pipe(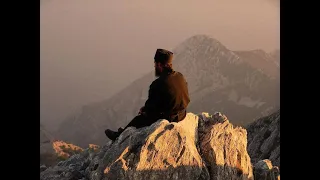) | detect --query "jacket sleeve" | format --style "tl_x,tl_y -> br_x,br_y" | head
144,80 -> 162,115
